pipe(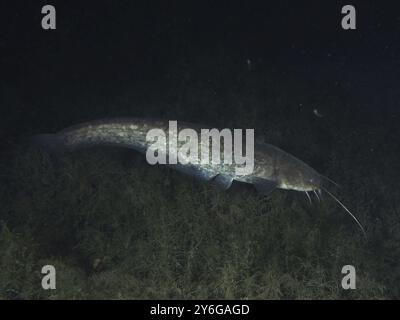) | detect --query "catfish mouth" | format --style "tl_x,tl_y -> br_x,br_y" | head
280,183 -> 317,192
278,177 -> 321,192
